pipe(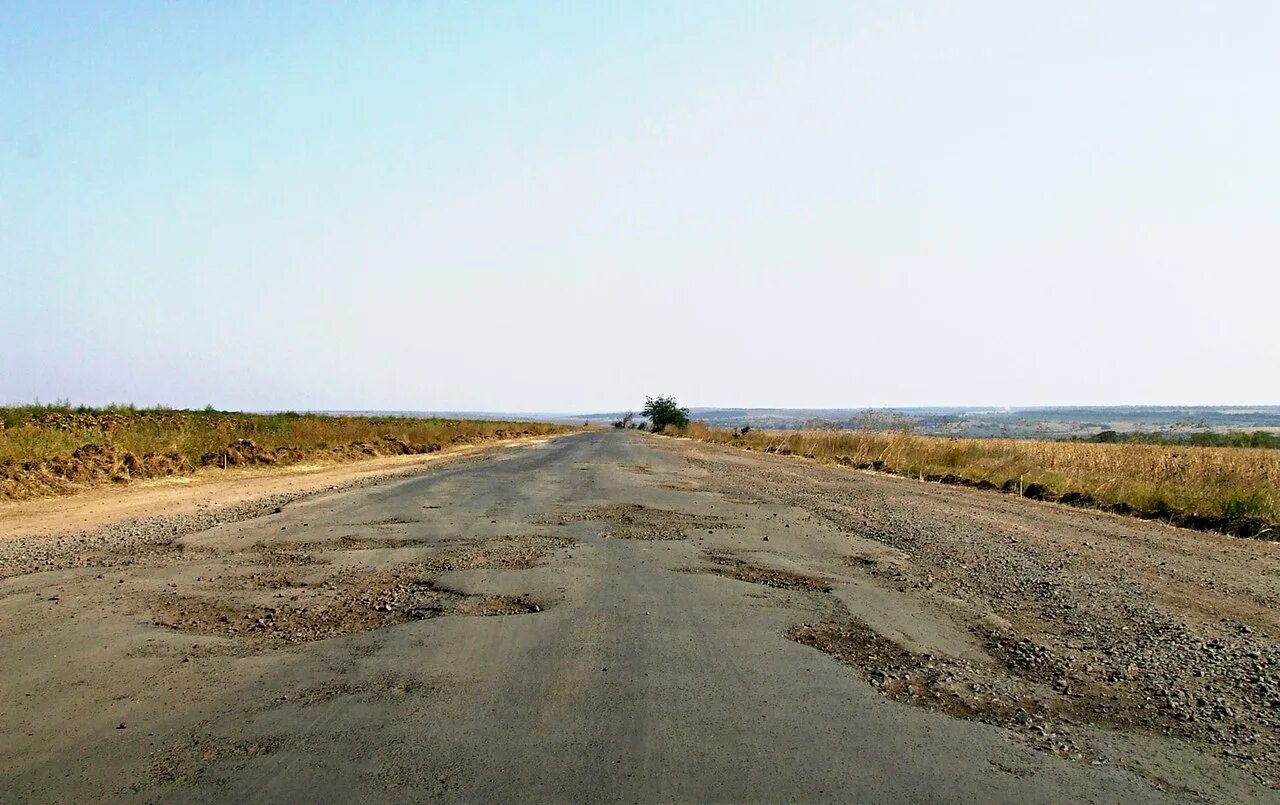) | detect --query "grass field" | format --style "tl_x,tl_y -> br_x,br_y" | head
0,404 -> 575,500
682,423 -> 1279,536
